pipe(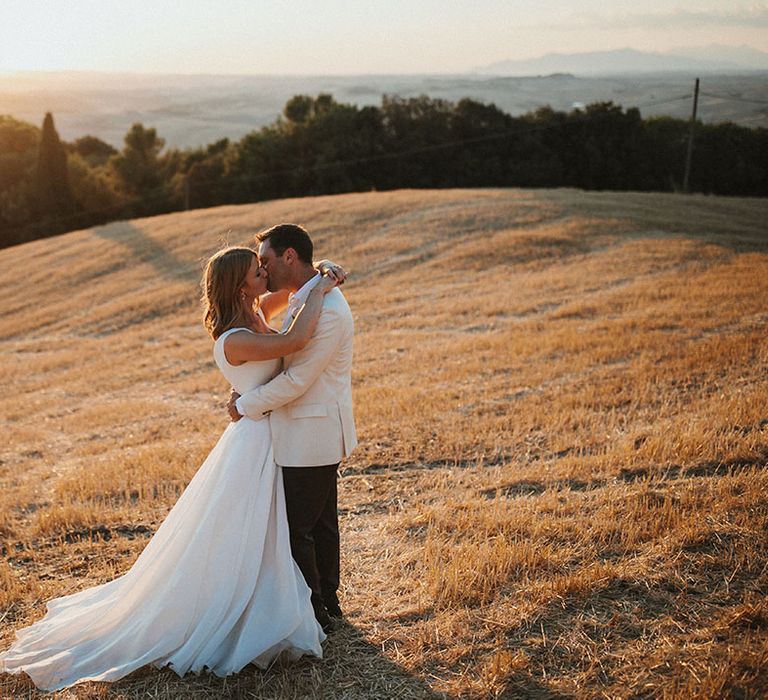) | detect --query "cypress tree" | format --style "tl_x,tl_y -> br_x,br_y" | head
36,112 -> 74,217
